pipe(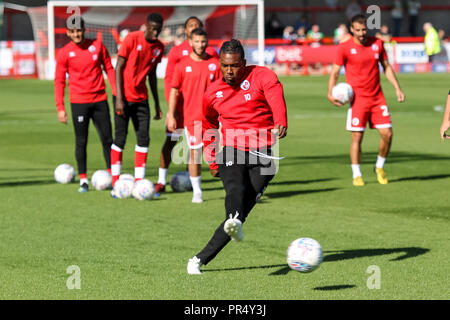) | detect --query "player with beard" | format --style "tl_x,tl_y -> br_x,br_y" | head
186,39 -> 287,274
54,16 -> 115,193
166,28 -> 220,203
327,14 -> 405,186
155,17 -> 219,195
